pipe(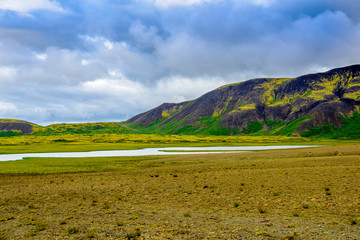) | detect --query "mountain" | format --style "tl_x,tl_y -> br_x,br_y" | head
127,64 -> 360,138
